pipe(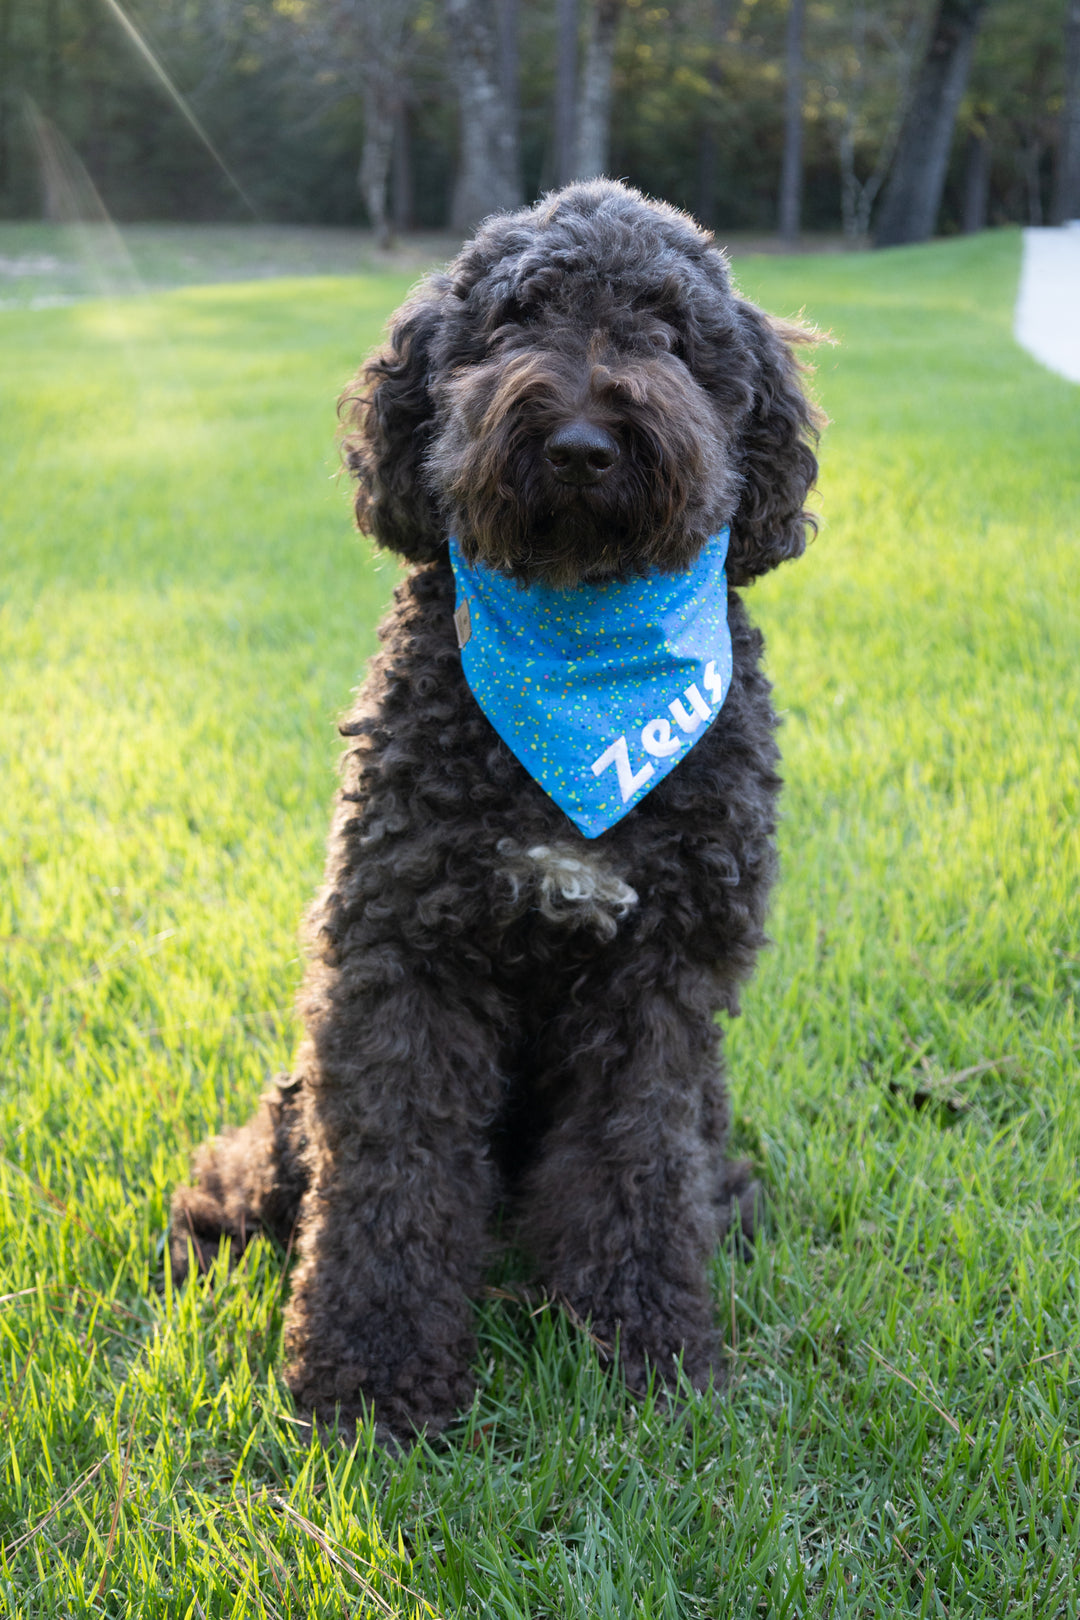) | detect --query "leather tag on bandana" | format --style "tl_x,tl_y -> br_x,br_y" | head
453,598 -> 472,648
